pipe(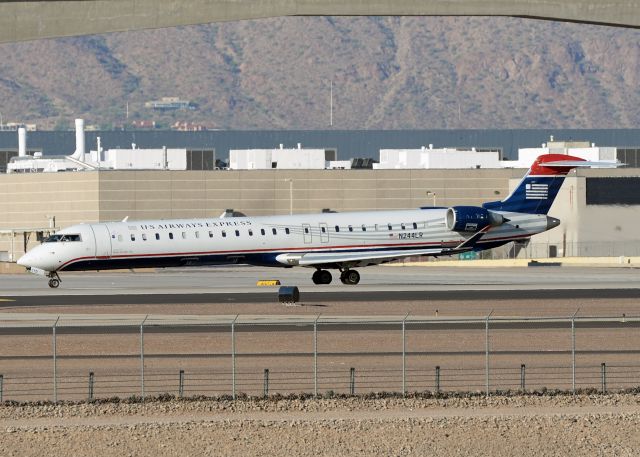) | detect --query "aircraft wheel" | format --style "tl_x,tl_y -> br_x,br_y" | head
312,270 -> 322,285
341,270 -> 360,285
313,269 -> 332,285
48,278 -> 60,288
